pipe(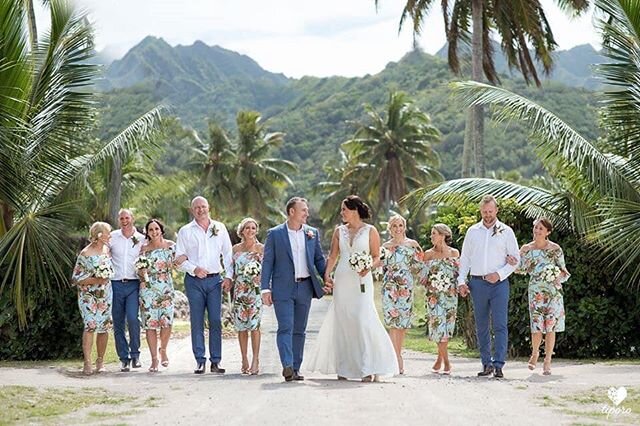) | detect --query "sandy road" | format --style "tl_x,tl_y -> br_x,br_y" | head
1,298 -> 638,425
